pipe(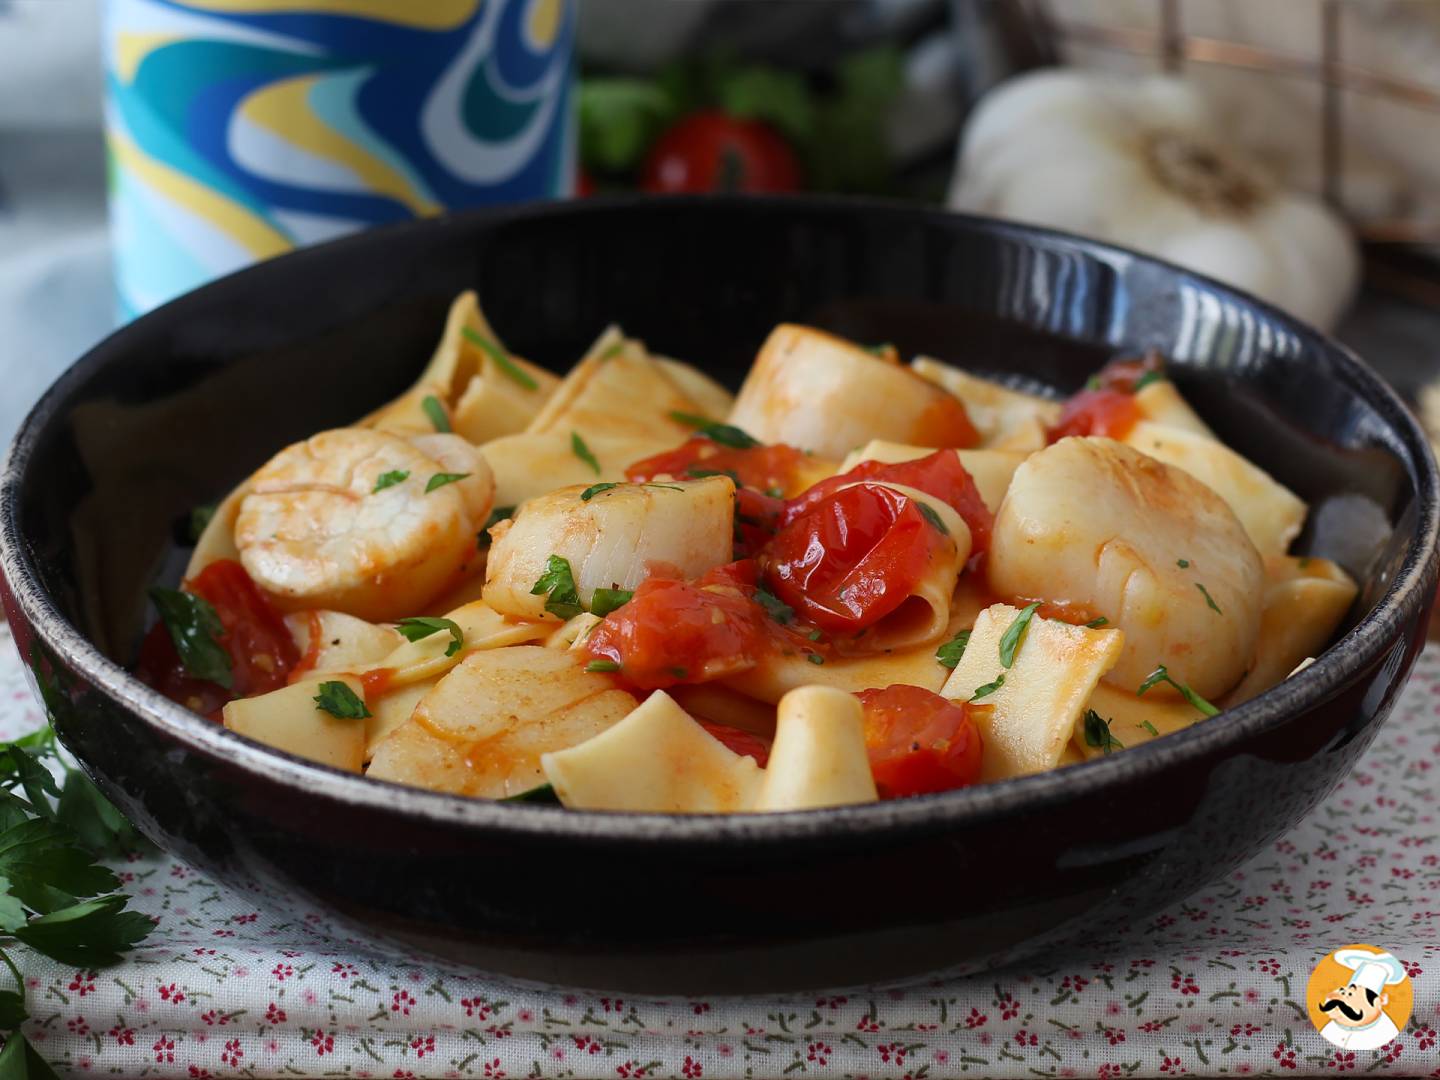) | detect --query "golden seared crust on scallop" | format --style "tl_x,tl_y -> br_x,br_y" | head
235,428 -> 492,623
986,436 -> 1264,700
